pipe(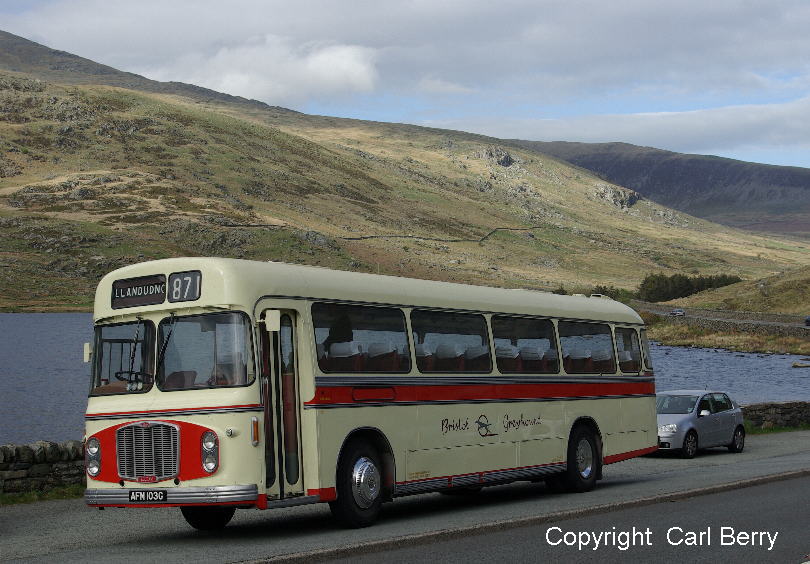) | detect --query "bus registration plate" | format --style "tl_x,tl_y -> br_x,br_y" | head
129,490 -> 167,503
